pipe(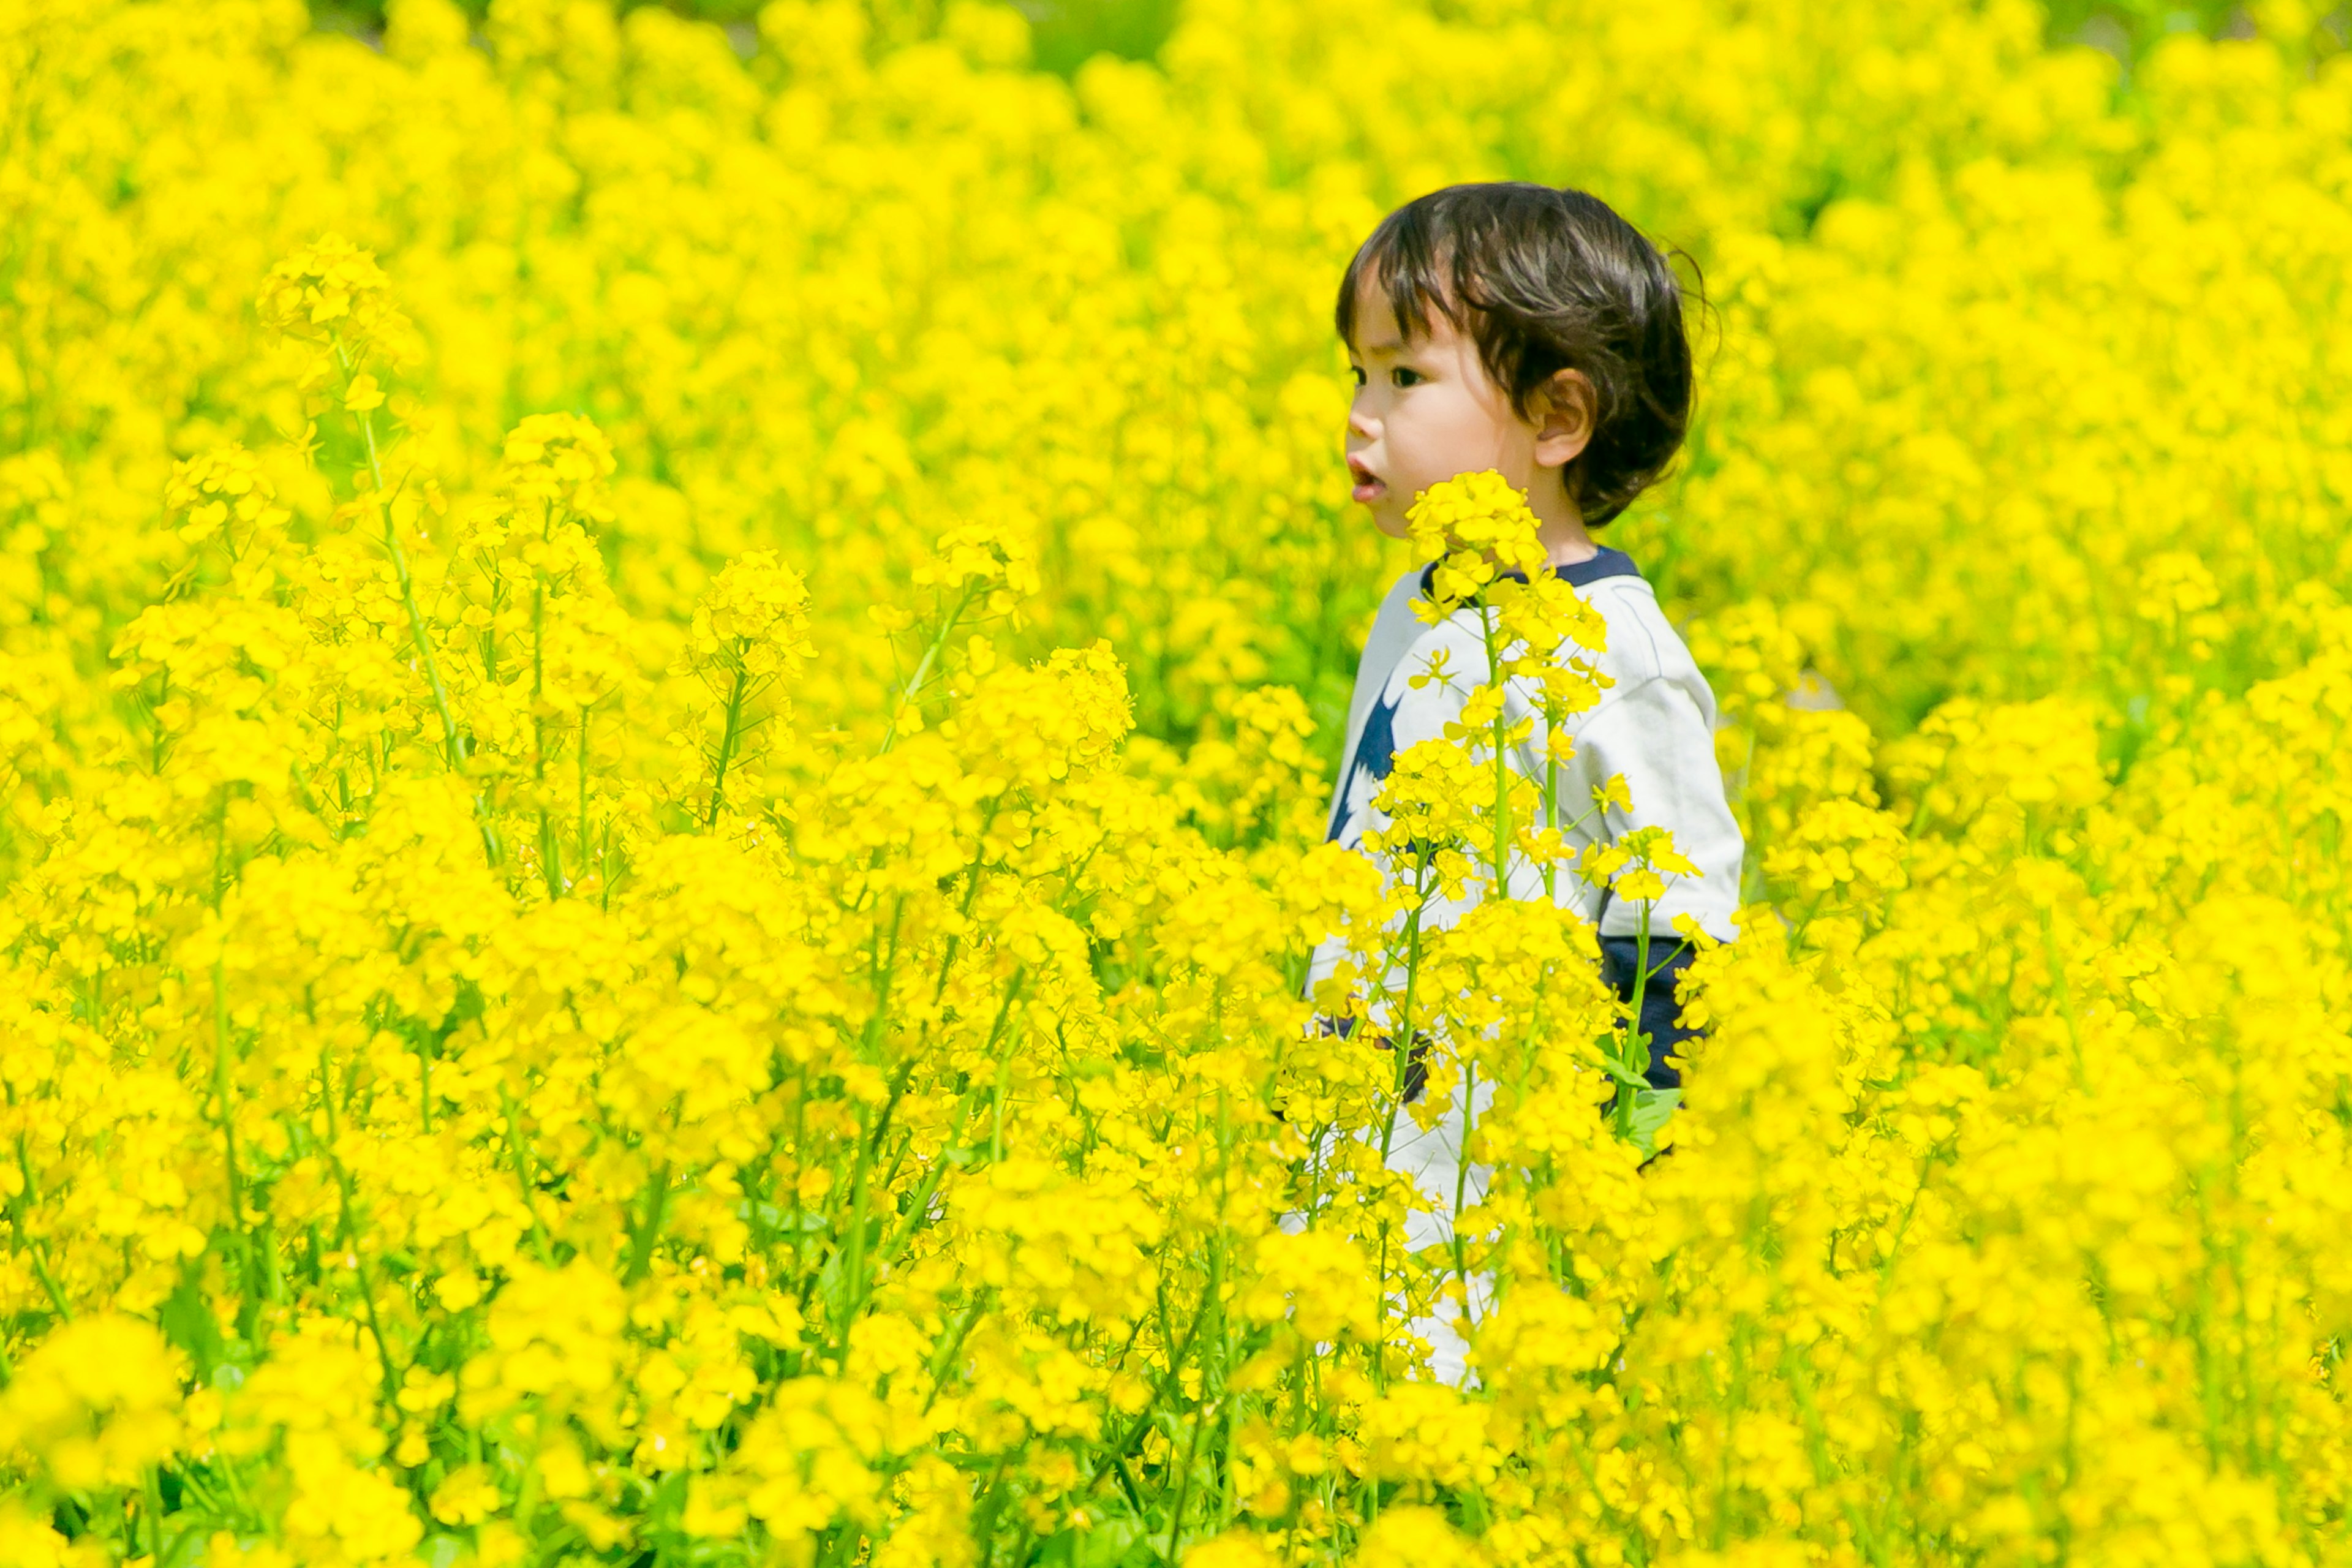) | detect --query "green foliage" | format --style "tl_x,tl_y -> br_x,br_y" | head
307,0 -> 1183,72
